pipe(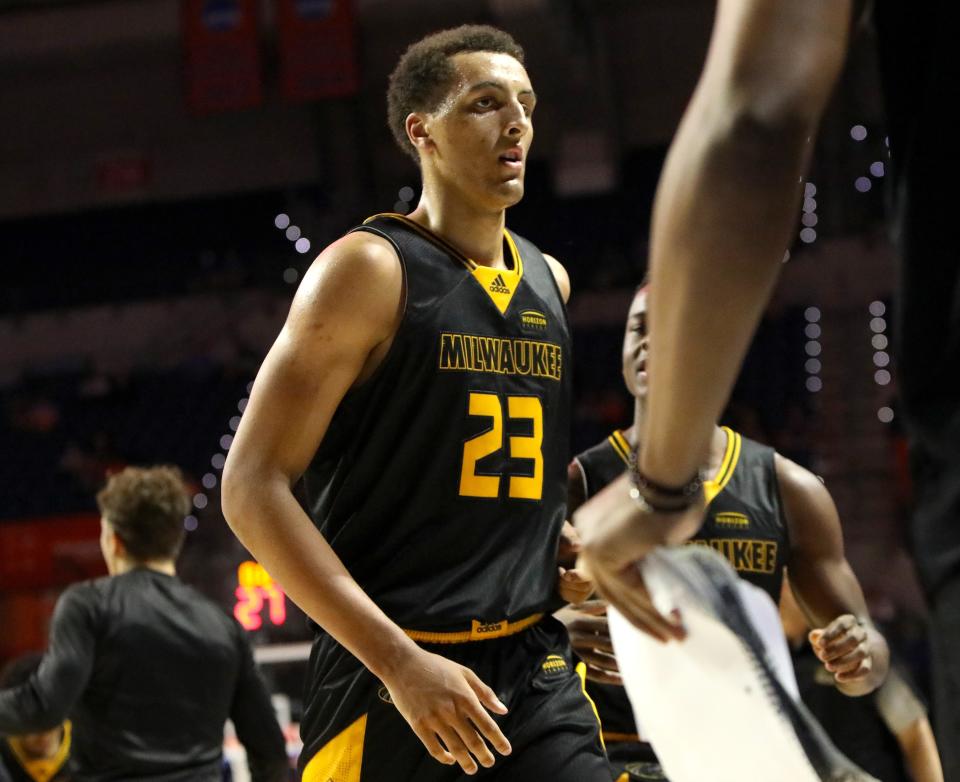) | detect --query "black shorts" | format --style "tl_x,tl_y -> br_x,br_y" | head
299,616 -> 611,781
